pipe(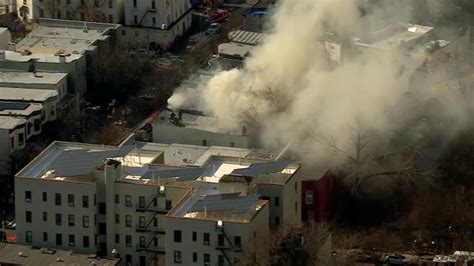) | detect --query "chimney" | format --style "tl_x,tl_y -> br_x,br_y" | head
8,42 -> 15,52
0,51 -> 5,60
59,54 -> 66,63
